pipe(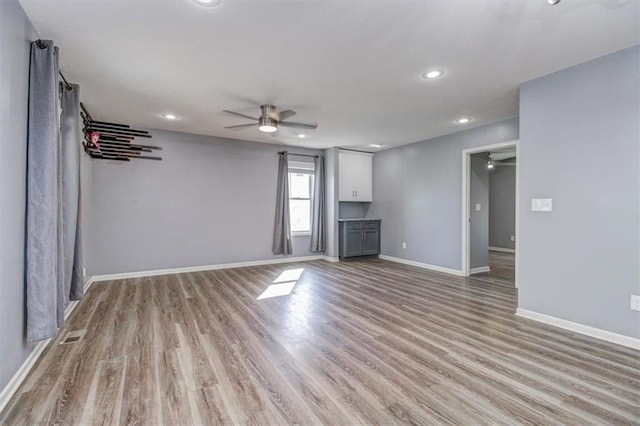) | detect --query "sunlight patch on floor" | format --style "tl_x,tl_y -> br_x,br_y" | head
257,268 -> 305,300
272,268 -> 304,283
257,282 -> 297,300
